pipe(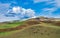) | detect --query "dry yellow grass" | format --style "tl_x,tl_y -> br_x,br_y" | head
0,23 -> 60,38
